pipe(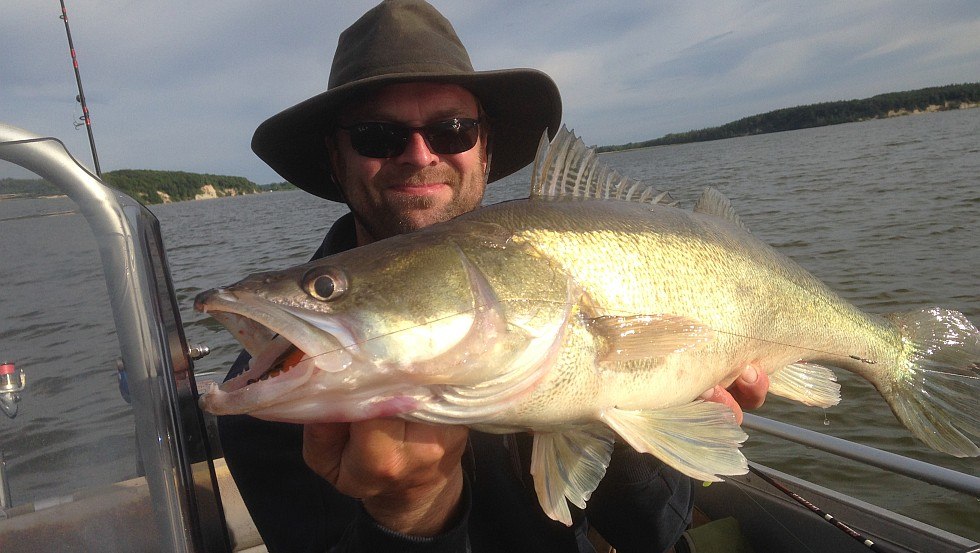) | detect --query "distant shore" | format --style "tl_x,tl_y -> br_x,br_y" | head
597,82 -> 980,153
0,174 -> 295,205
883,101 -> 978,117
5,83 -> 977,203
